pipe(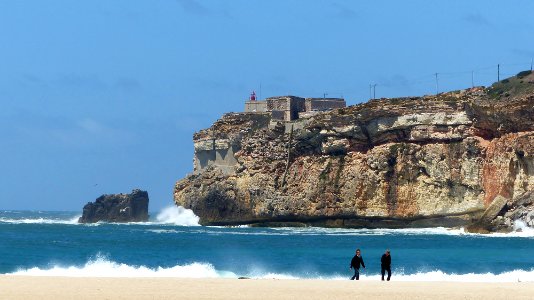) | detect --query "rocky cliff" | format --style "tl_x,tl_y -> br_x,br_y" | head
174,72 -> 534,231
79,189 -> 149,223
